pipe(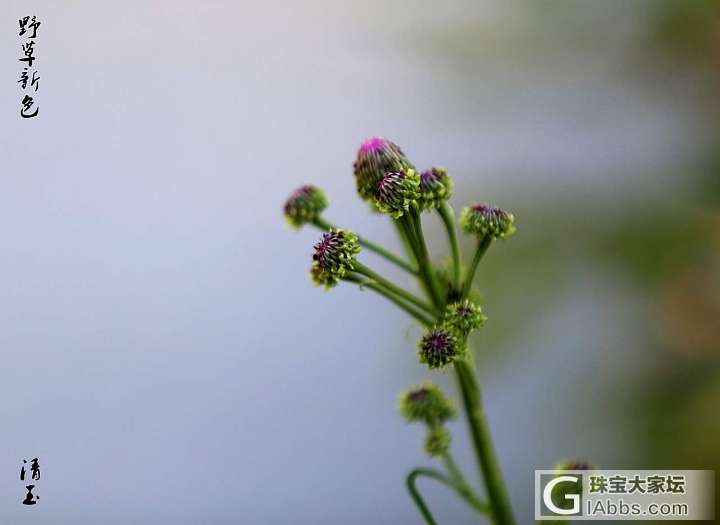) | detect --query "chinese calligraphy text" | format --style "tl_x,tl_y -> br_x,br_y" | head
18,15 -> 41,118
20,458 -> 41,505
